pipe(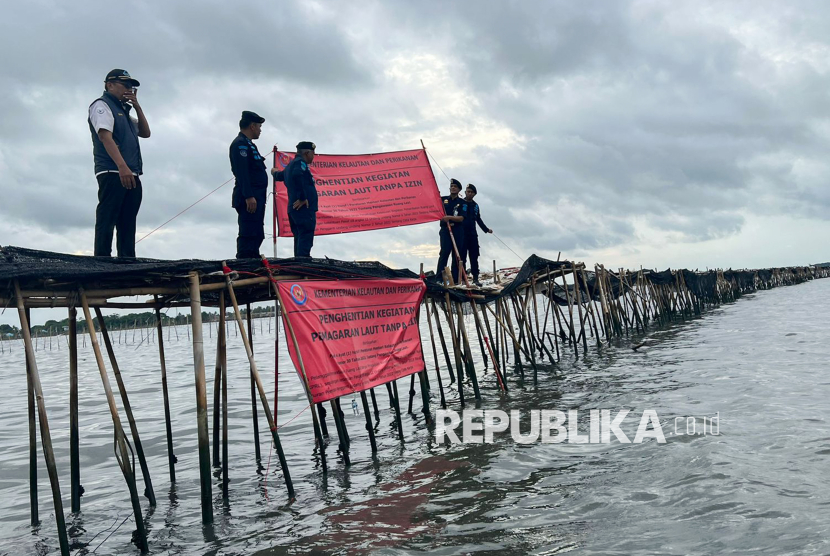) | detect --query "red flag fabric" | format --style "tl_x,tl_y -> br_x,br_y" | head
274,148 -> 444,237
278,278 -> 427,403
